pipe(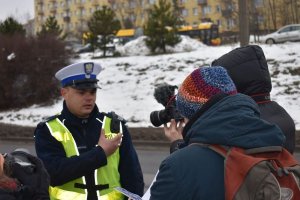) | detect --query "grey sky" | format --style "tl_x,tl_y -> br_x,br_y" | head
0,0 -> 34,23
